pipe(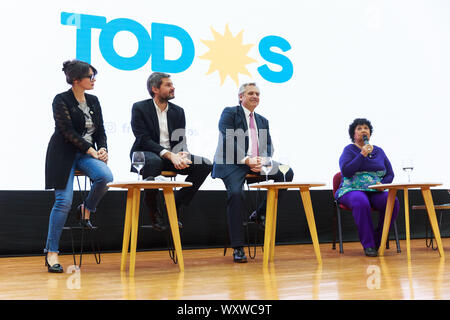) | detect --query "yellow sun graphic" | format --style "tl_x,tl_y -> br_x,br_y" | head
199,24 -> 257,86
